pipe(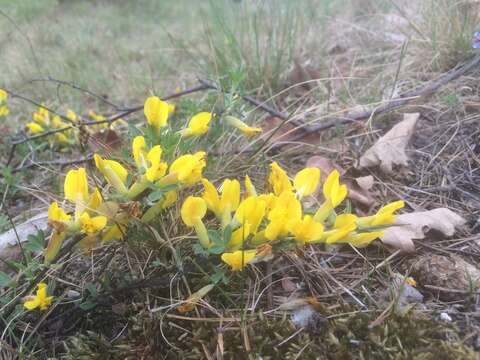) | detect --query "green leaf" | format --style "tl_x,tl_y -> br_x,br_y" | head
0,271 -> 12,287
25,231 -> 44,253
85,282 -> 97,297
147,190 -> 165,203
208,229 -> 223,245
208,245 -> 225,255
79,300 -> 97,311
